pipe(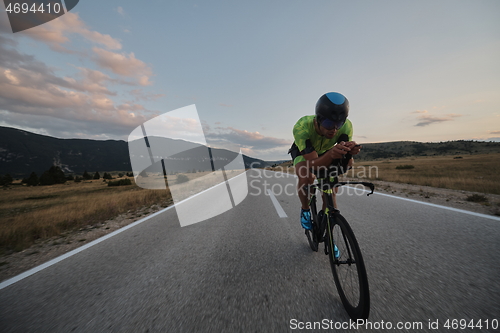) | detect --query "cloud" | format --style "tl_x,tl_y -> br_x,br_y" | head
21,12 -> 122,52
0,10 -> 161,139
412,110 -> 462,127
116,7 -> 126,17
489,131 -> 500,135
64,67 -> 117,95
205,127 -> 291,156
0,43 -> 117,99
0,33 -> 154,138
130,89 -> 165,101
0,68 -> 149,128
92,48 -> 153,86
